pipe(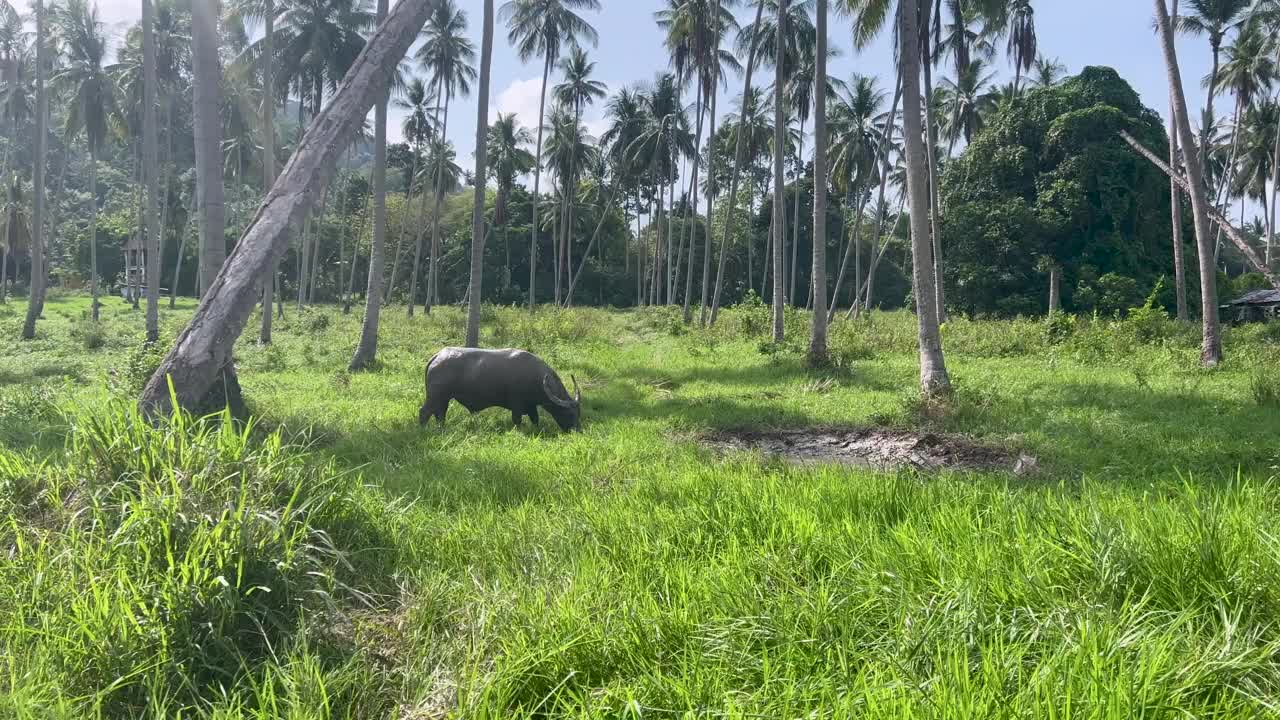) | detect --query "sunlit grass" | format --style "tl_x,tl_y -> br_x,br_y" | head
1,294 -> 1279,717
